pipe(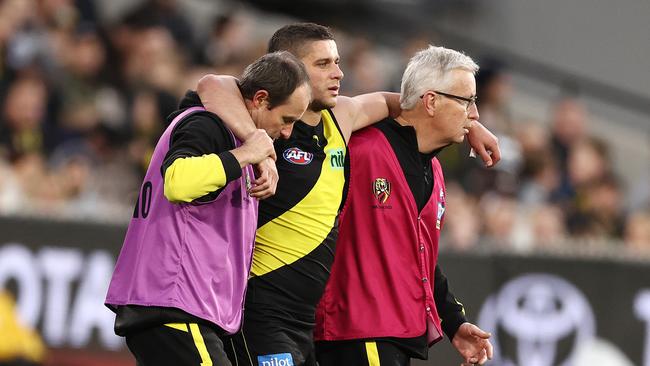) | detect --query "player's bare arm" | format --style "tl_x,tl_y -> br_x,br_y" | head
197,74 -> 279,198
467,121 -> 501,167
333,92 -> 401,142
333,93 -> 501,168
197,75 -> 258,141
